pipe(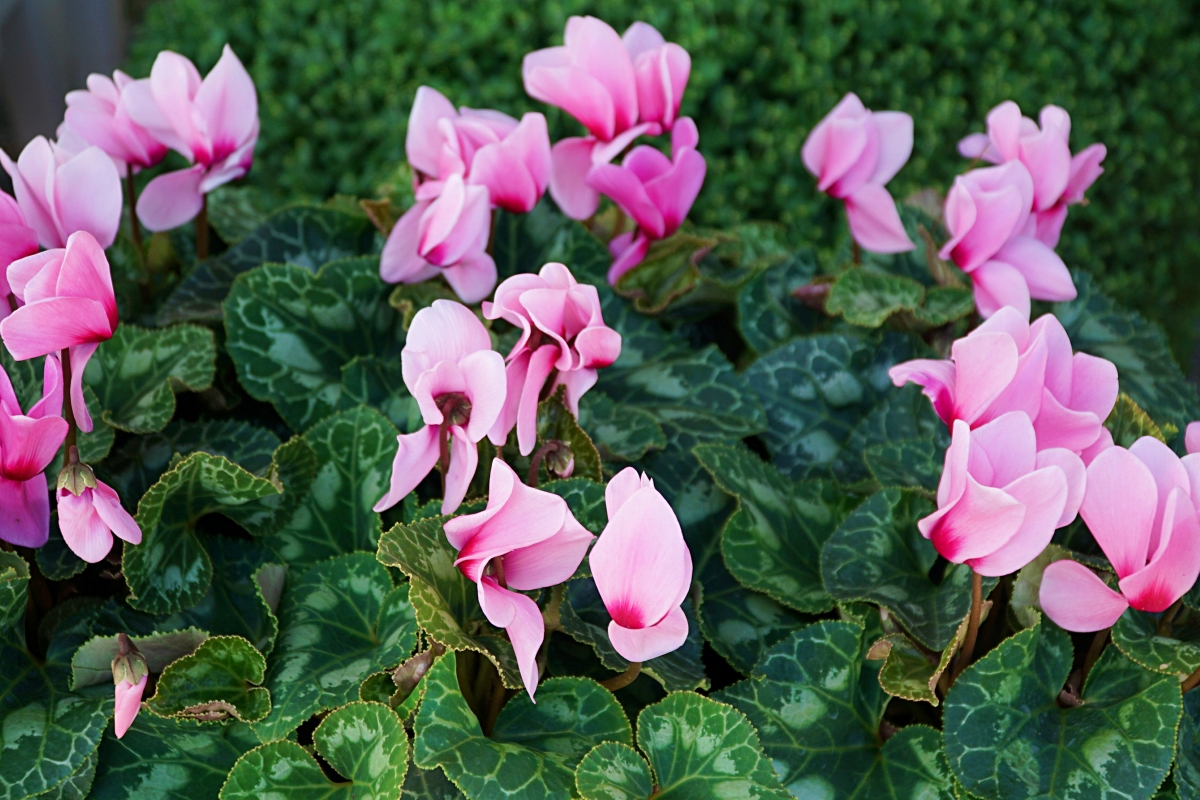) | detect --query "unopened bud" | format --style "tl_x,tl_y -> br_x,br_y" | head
57,459 -> 96,496
111,633 -> 149,687
546,443 -> 575,479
